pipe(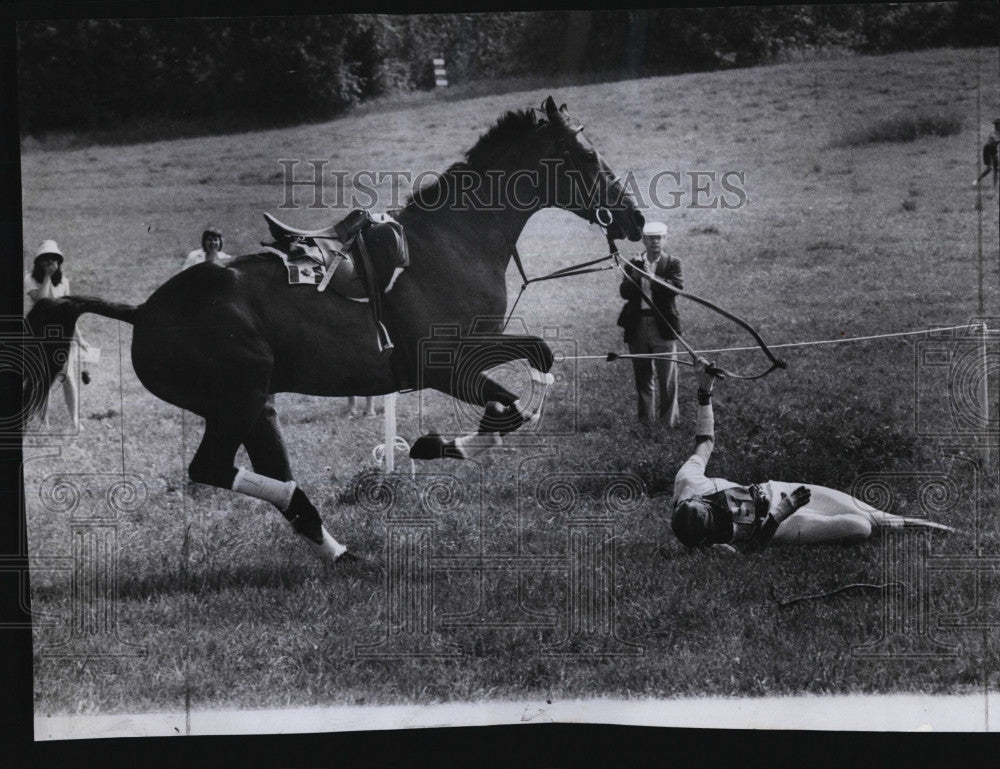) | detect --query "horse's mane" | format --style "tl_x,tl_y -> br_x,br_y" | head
407,109 -> 540,210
